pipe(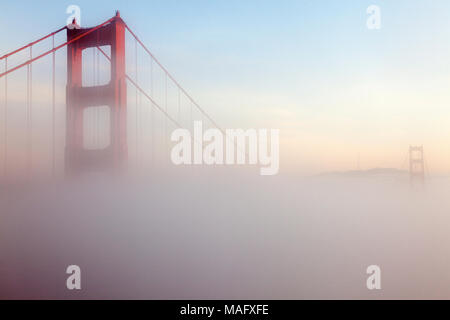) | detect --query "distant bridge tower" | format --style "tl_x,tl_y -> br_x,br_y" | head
409,146 -> 425,186
65,11 -> 127,174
